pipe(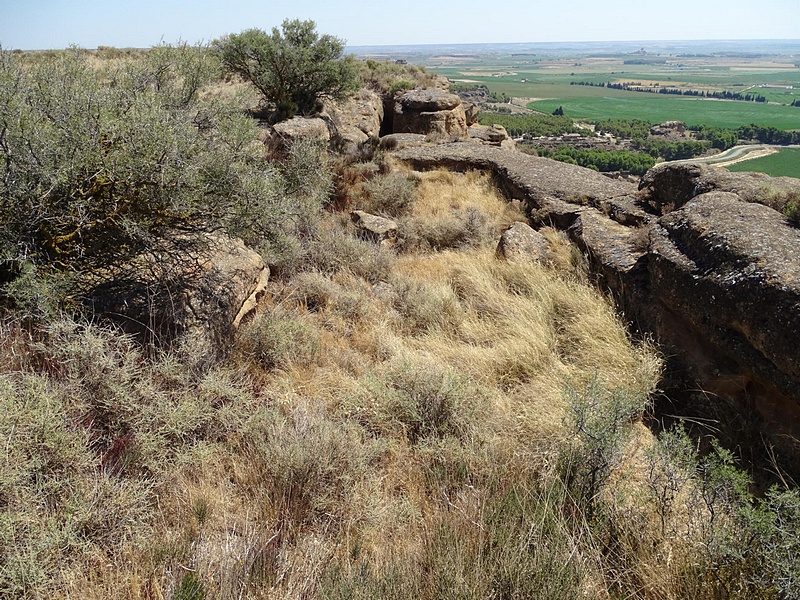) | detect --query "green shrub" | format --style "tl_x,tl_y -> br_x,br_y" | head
214,20 -> 359,121
0,373 -> 151,597
0,46 -> 317,313
238,309 -> 320,371
397,208 -> 492,253
357,60 -> 436,98
559,379 -> 647,519
782,193 -> 800,224
387,276 -> 463,335
389,80 -> 414,94
350,361 -> 481,444
361,173 -> 418,217
275,227 -> 394,283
